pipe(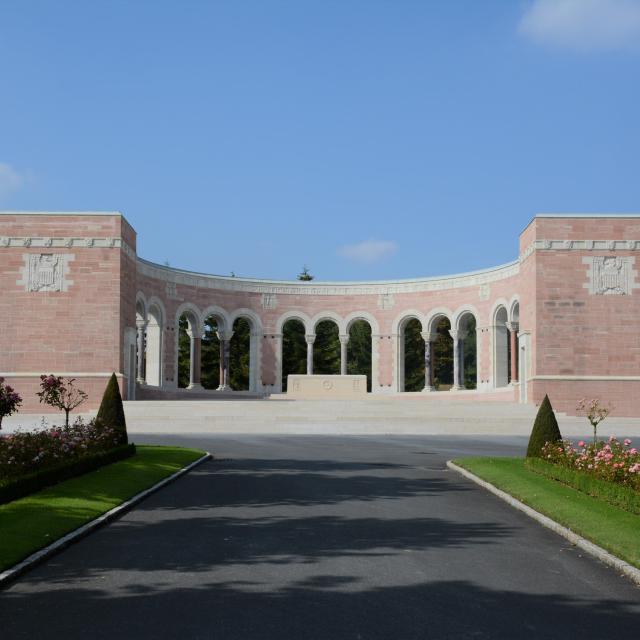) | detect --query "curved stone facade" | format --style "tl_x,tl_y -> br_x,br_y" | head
2,211 -> 640,416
